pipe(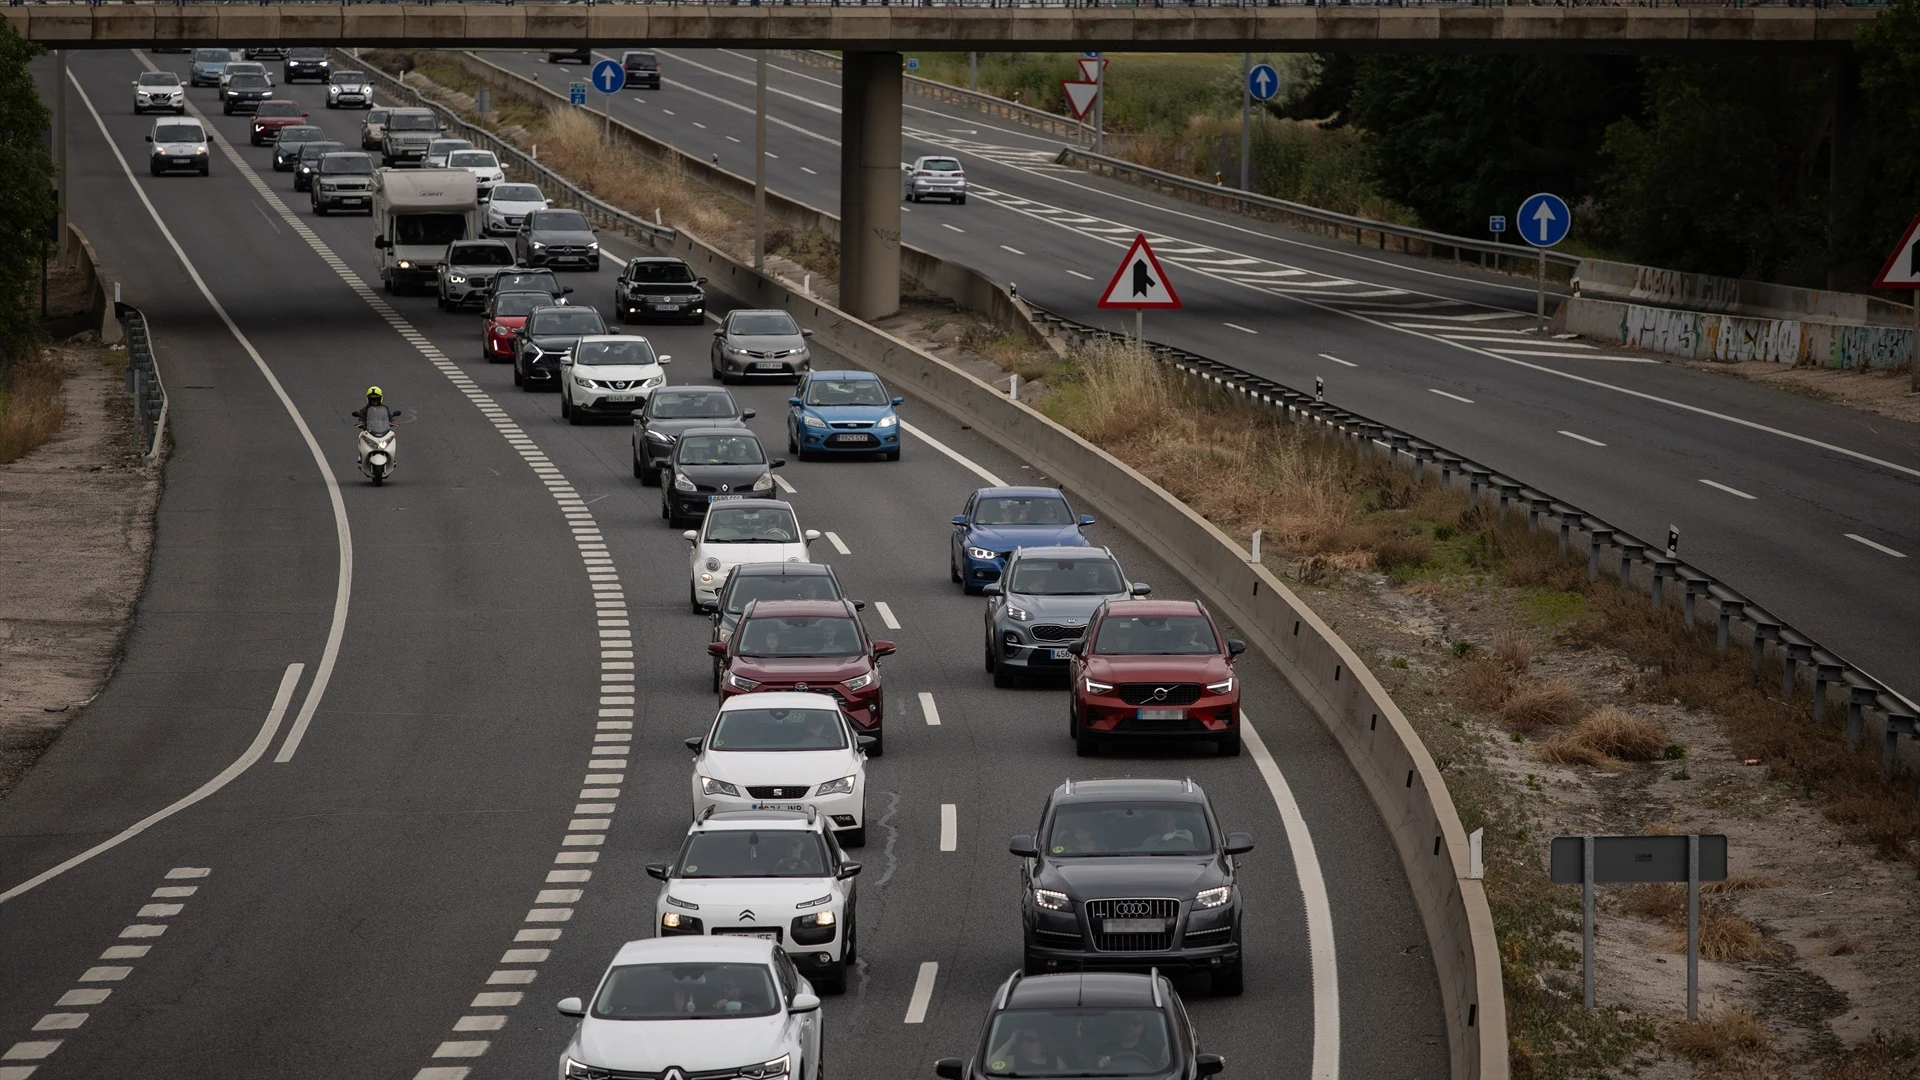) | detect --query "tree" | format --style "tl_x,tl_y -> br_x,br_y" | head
1849,0 -> 1920,285
0,21 -> 55,357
